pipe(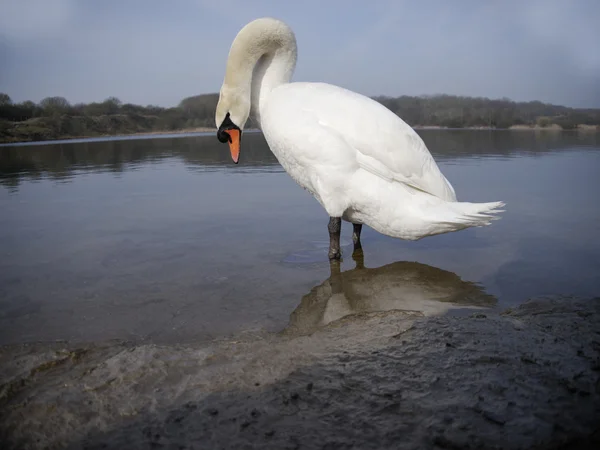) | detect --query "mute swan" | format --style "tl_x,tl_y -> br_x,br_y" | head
216,18 -> 504,260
